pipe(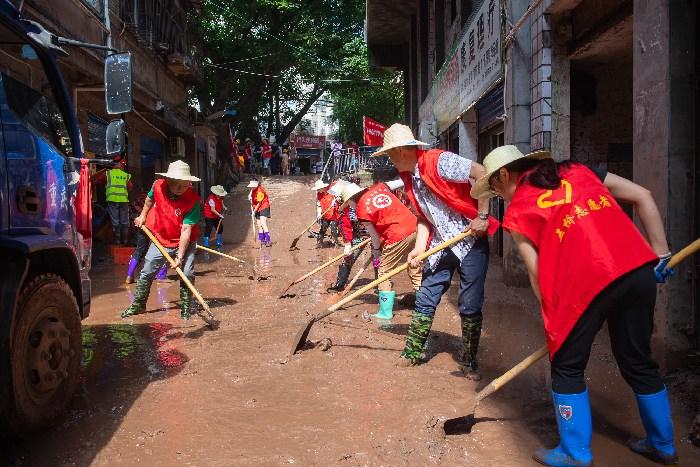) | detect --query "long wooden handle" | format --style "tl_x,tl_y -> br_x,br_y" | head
196,244 -> 245,263
475,345 -> 548,406
215,217 -> 223,234
297,204 -> 335,239
327,230 -> 473,313
338,254 -> 373,298
141,226 -> 212,315
288,238 -> 371,287
668,237 -> 700,268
